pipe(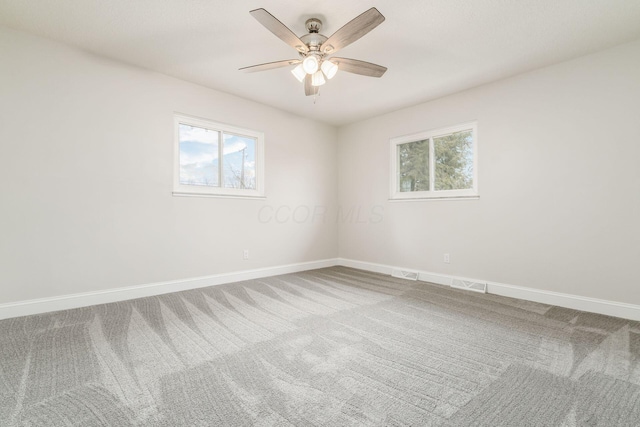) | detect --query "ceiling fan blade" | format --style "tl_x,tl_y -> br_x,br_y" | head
250,9 -> 309,54
304,74 -> 319,96
321,8 -> 385,55
331,57 -> 387,77
239,59 -> 301,73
